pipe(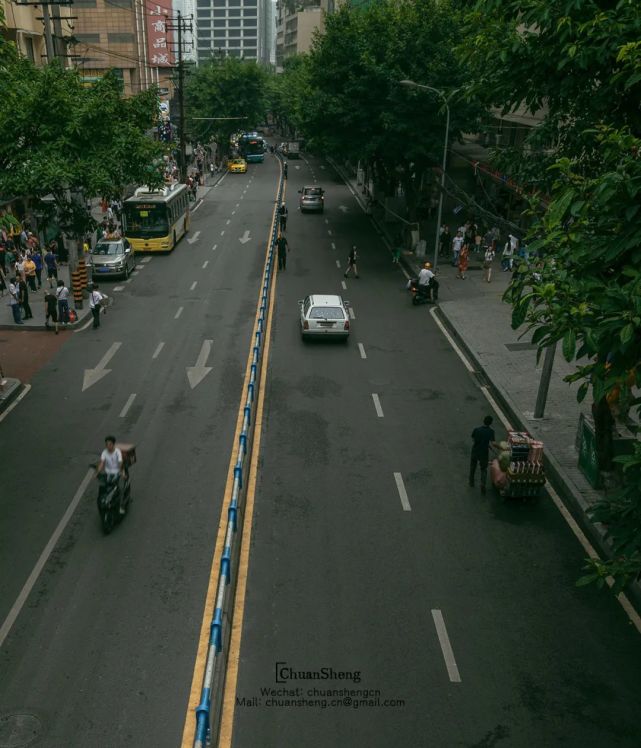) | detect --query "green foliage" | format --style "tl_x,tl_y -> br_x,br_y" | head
185,58 -> 268,156
0,60 -> 163,238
